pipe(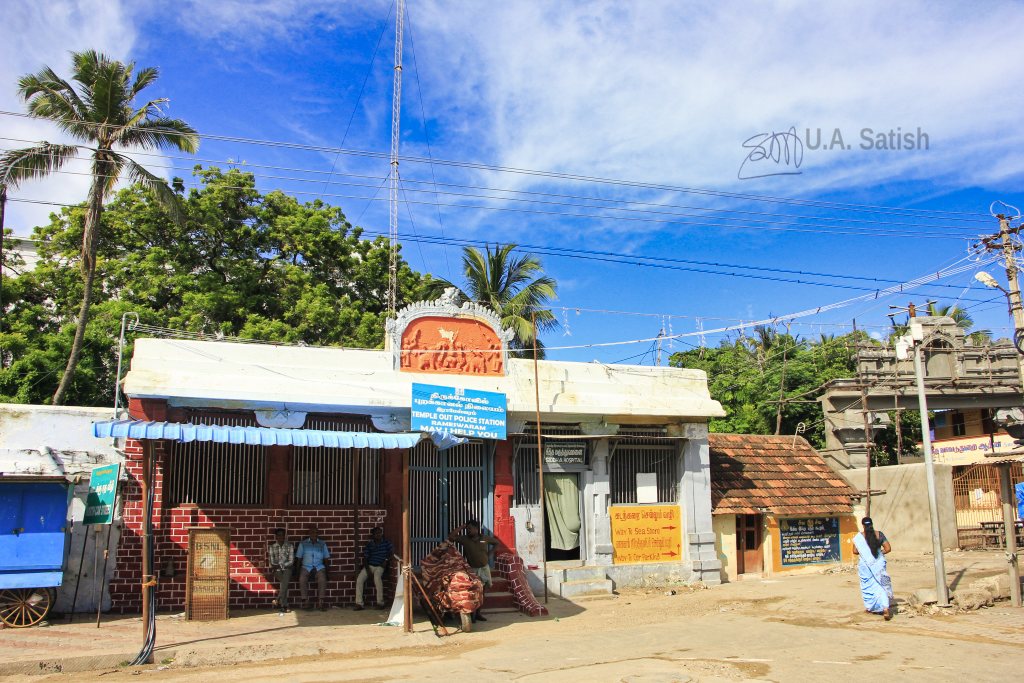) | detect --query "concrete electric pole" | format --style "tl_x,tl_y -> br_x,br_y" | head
894,303 -> 951,607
